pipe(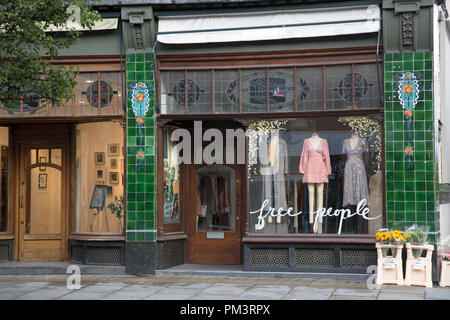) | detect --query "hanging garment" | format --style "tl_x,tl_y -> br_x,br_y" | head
342,138 -> 370,206
368,170 -> 383,234
299,138 -> 332,183
261,136 -> 289,210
